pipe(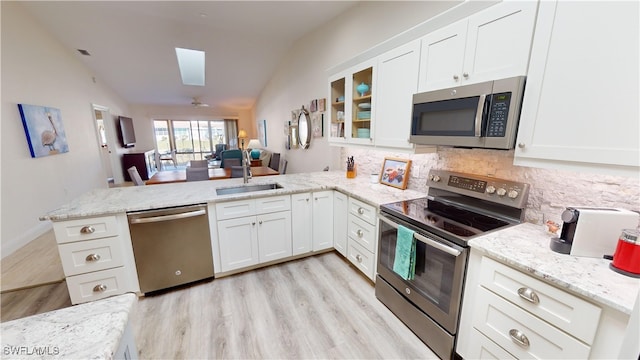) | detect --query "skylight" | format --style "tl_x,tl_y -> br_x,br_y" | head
175,47 -> 205,86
